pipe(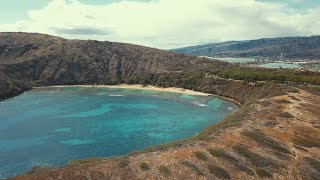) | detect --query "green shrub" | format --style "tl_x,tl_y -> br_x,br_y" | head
139,162 -> 150,171
241,130 -> 292,155
208,148 -> 254,175
194,151 -> 209,161
117,156 -> 129,168
259,100 -> 273,106
274,99 -> 291,104
208,149 -> 230,159
293,136 -> 320,148
208,148 -> 238,162
279,112 -> 294,118
207,164 -> 231,179
303,157 -> 320,173
256,168 -> 273,178
233,144 -> 279,169
180,160 -> 203,175
159,165 -> 170,175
